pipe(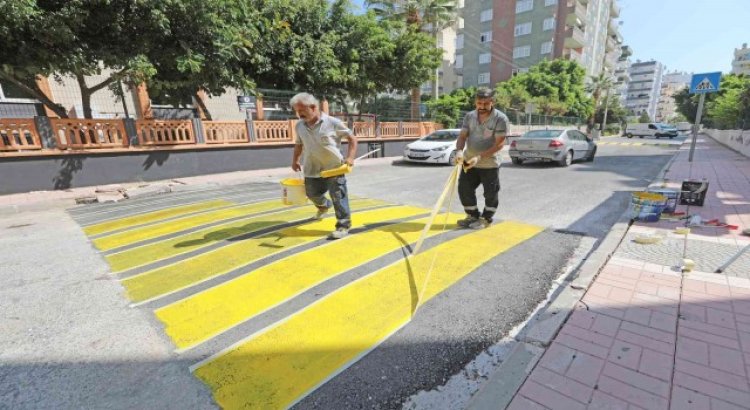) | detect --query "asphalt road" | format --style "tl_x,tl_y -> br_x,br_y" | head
0,134 -> 684,410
